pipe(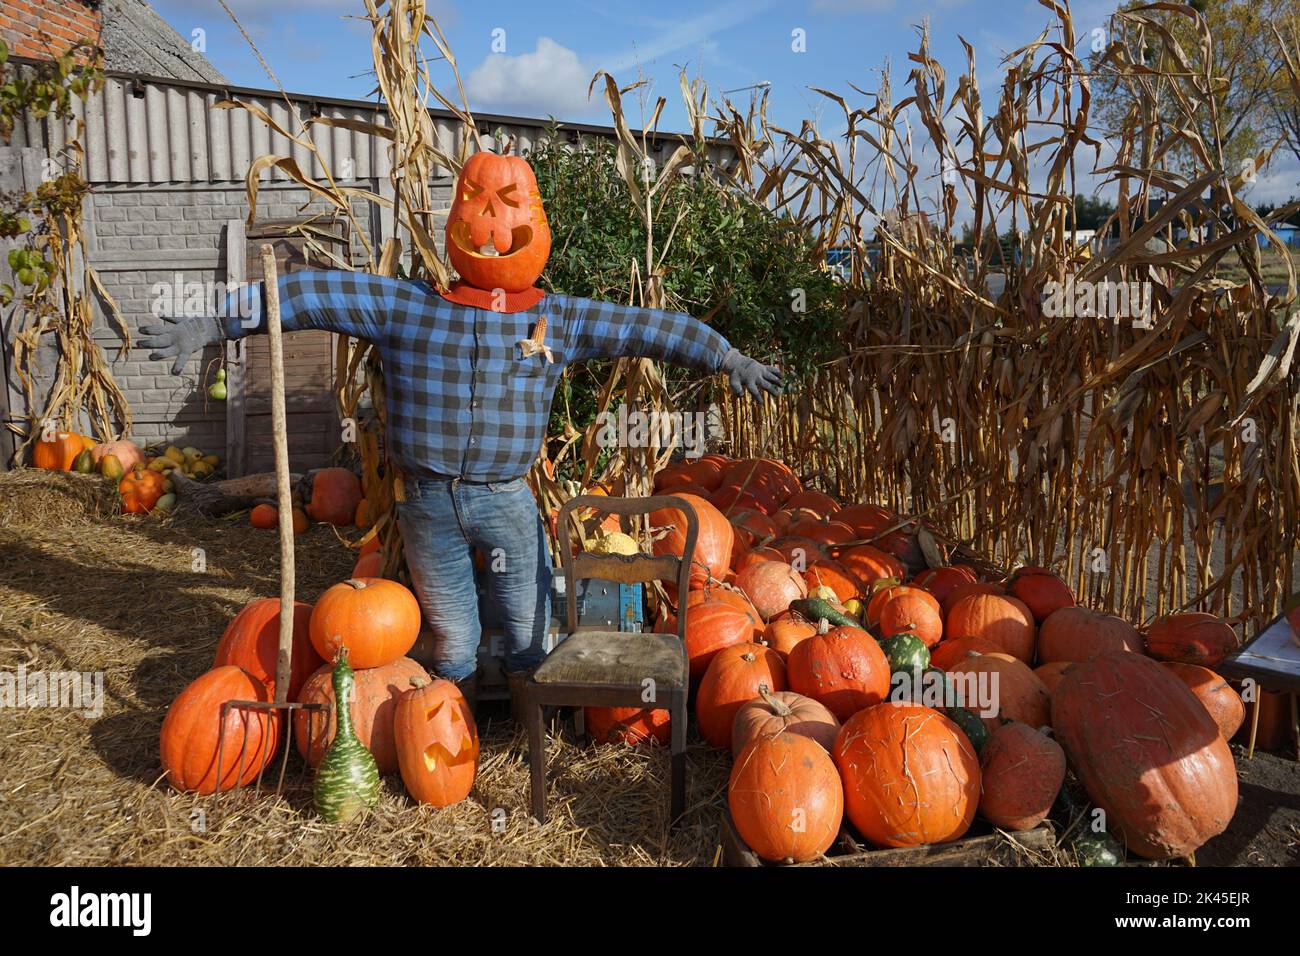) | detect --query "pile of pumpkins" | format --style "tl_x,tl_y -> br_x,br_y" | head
31,430 -> 220,514
585,455 -> 1244,865
248,467 -> 371,539
159,573 -> 479,819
